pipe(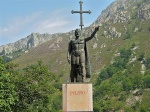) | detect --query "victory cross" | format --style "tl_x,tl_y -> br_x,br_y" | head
67,0 -> 99,82
71,0 -> 91,30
